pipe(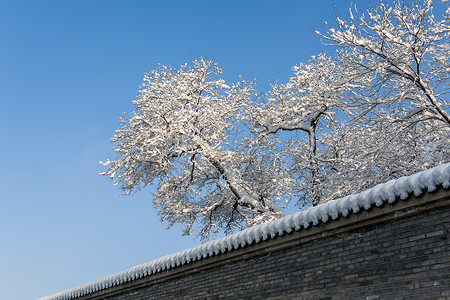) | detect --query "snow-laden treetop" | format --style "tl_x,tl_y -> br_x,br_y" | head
41,163 -> 450,300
